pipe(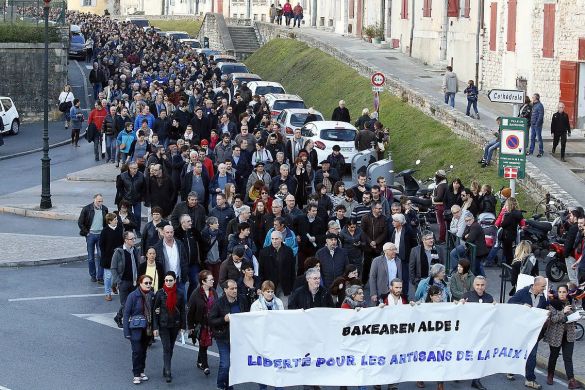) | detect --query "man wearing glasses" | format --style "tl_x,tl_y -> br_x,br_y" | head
111,231 -> 141,328
409,231 -> 446,290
